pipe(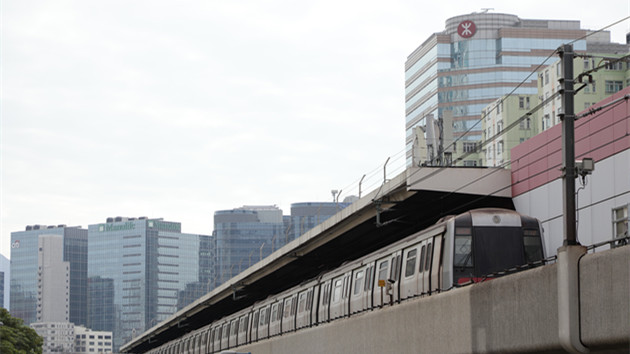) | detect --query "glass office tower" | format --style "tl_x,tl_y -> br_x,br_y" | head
87,217 -> 213,350
286,202 -> 351,242
405,12 -> 590,166
10,225 -> 88,326
214,206 -> 285,287
0,254 -> 9,309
